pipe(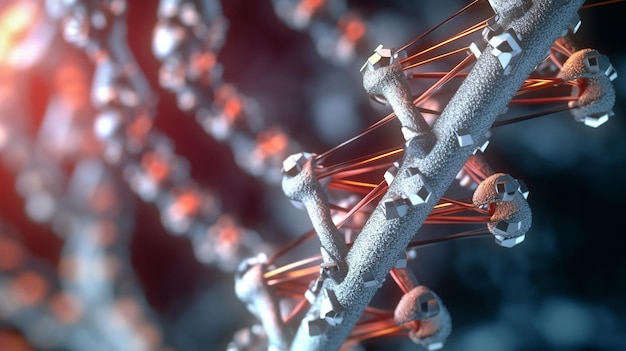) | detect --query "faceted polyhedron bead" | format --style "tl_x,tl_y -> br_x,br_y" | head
395,286 -> 443,325
567,14 -> 582,35
319,288 -> 345,326
495,233 -> 526,248
517,179 -> 530,199
282,152 -> 311,177
416,290 -> 440,319
581,112 -> 611,128
492,219 -> 522,237
489,28 -> 522,74
495,174 -> 520,202
362,272 -> 381,288
455,128 -> 474,147
395,251 -> 408,269
382,196 -> 409,219
468,41 -> 484,59
384,162 -> 400,186
405,187 -> 431,206
360,44 -> 394,73
583,50 -> 618,81
307,318 -> 328,336
305,277 -> 323,303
